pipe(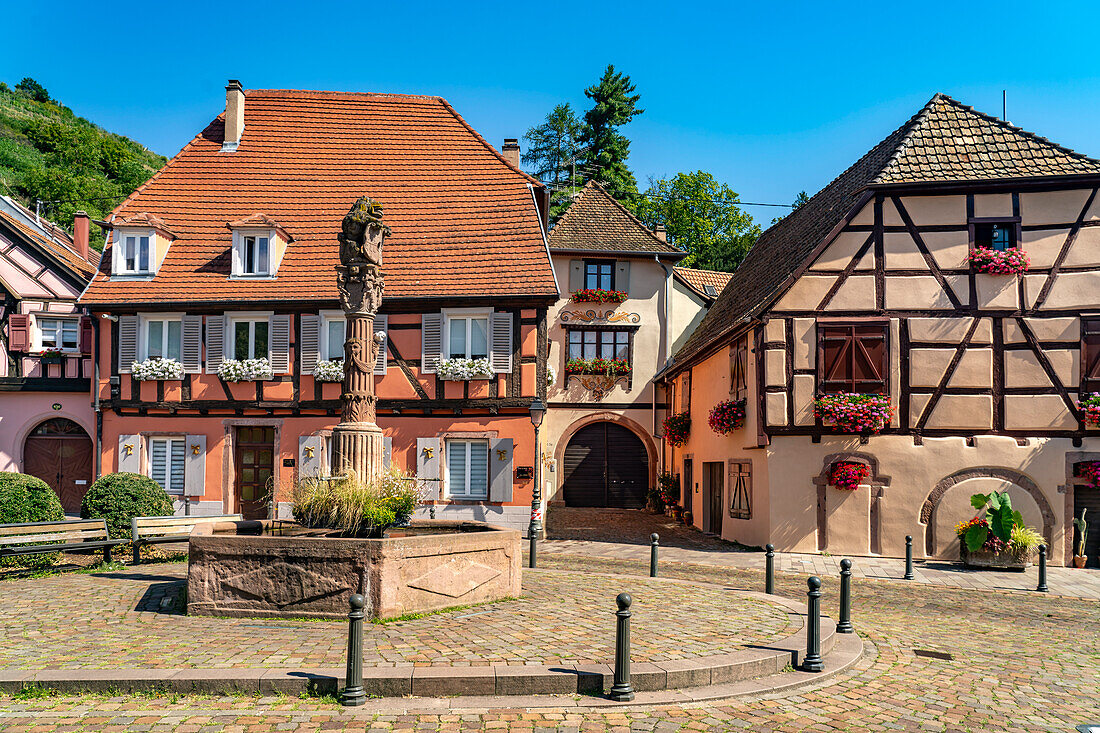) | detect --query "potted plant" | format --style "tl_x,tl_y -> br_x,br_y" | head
956,490 -> 1043,571
1073,509 -> 1089,568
